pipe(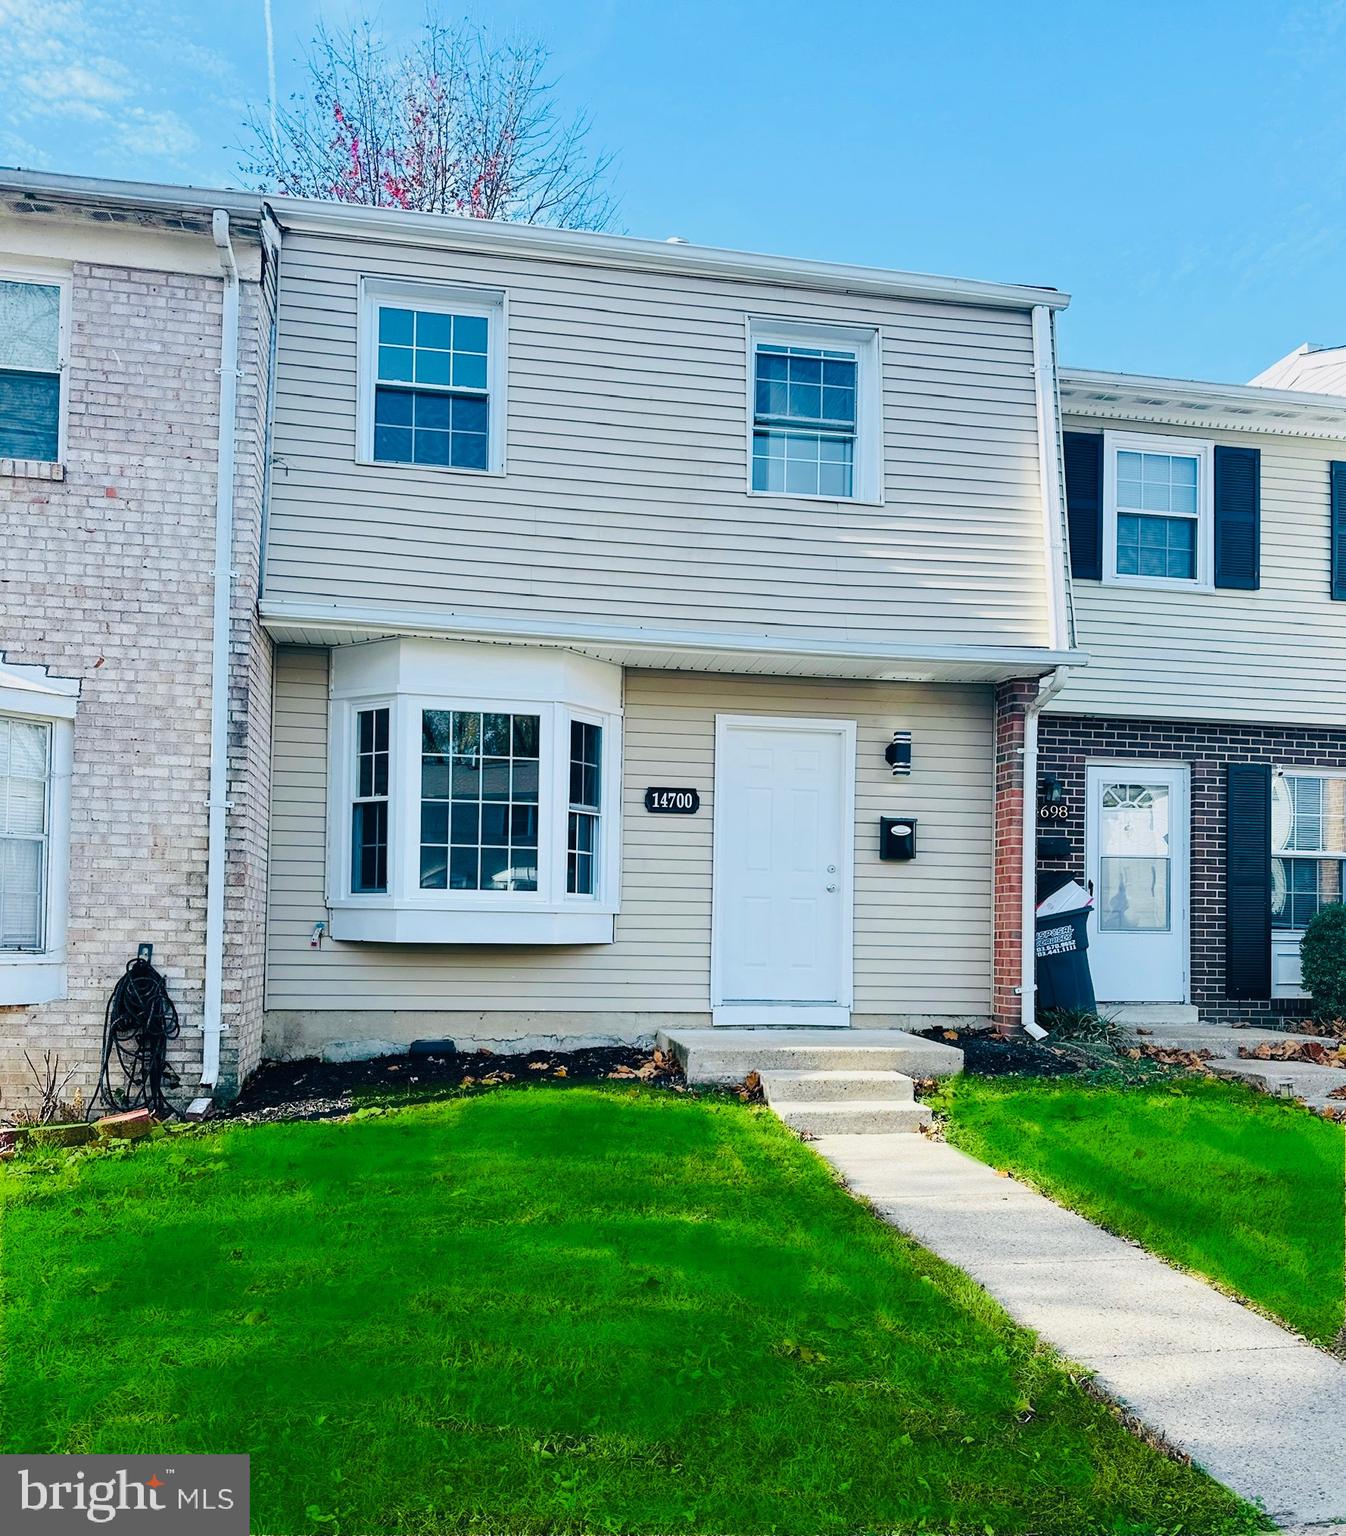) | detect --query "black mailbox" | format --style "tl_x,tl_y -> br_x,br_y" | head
879,817 -> 916,861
